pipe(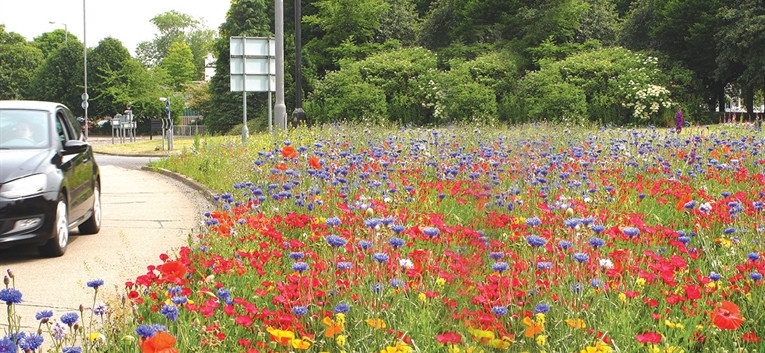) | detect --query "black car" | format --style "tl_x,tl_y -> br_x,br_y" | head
0,100 -> 101,257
